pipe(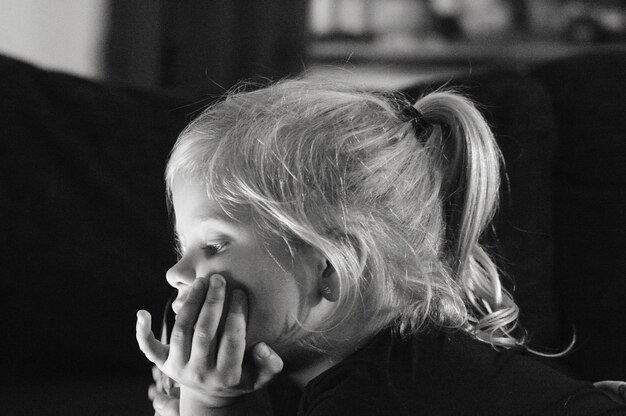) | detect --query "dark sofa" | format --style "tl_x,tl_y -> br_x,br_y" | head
1,50 -> 624,415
